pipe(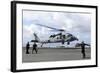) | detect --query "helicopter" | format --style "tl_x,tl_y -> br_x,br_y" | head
30,23 -> 79,47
